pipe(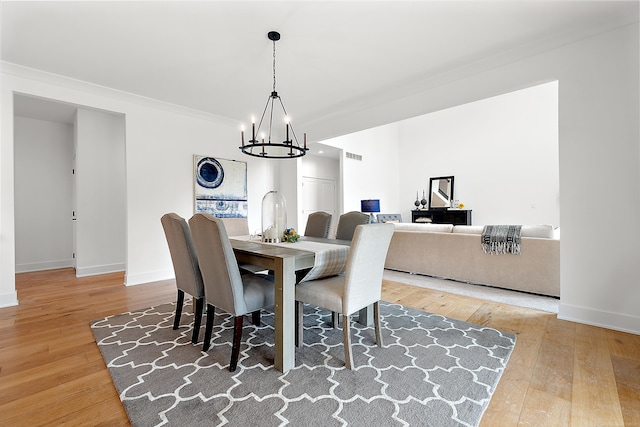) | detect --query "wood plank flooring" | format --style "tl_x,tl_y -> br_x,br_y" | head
1,268 -> 638,426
